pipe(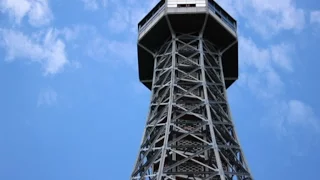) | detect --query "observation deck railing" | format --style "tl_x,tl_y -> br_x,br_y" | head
207,0 -> 237,31
138,0 -> 237,33
138,0 -> 166,33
